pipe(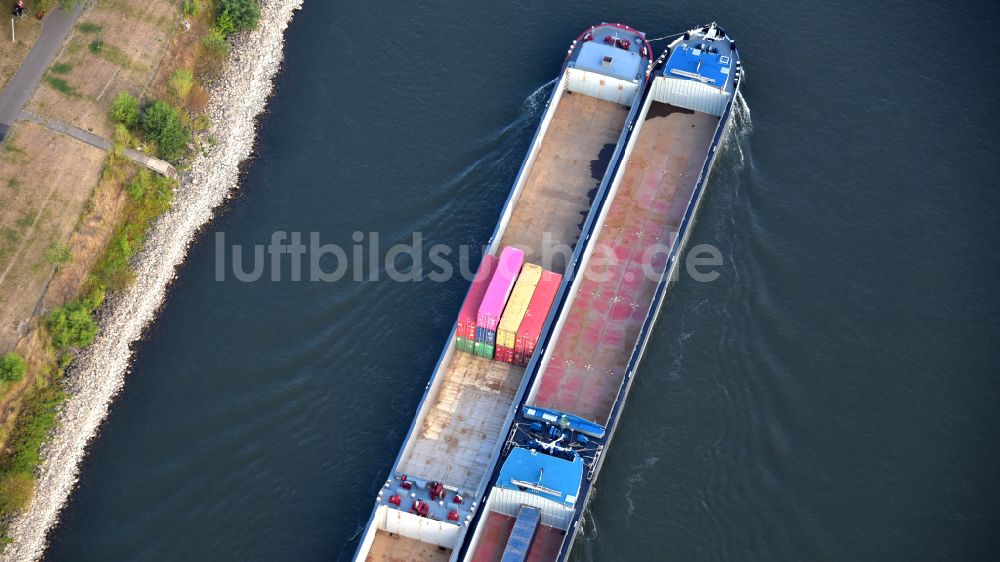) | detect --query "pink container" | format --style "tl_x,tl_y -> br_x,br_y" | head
456,255 -> 499,341
477,246 -> 525,332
